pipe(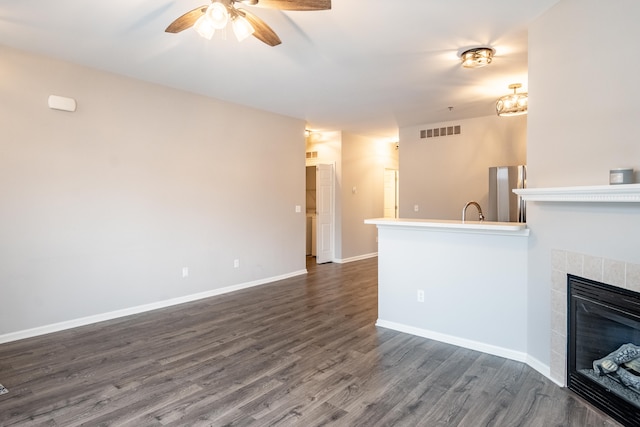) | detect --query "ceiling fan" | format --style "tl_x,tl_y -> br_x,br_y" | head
165,0 -> 331,47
